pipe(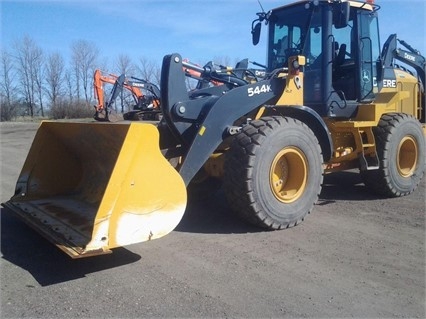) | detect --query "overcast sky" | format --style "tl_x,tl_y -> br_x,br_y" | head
1,0 -> 425,72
